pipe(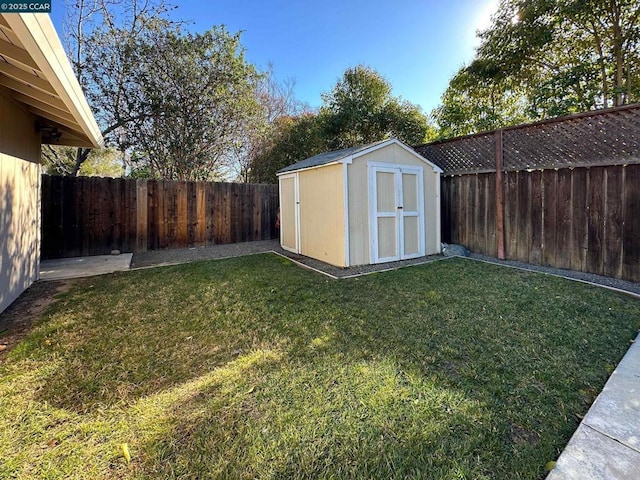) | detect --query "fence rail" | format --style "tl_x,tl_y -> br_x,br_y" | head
41,176 -> 279,259
441,164 -> 640,282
